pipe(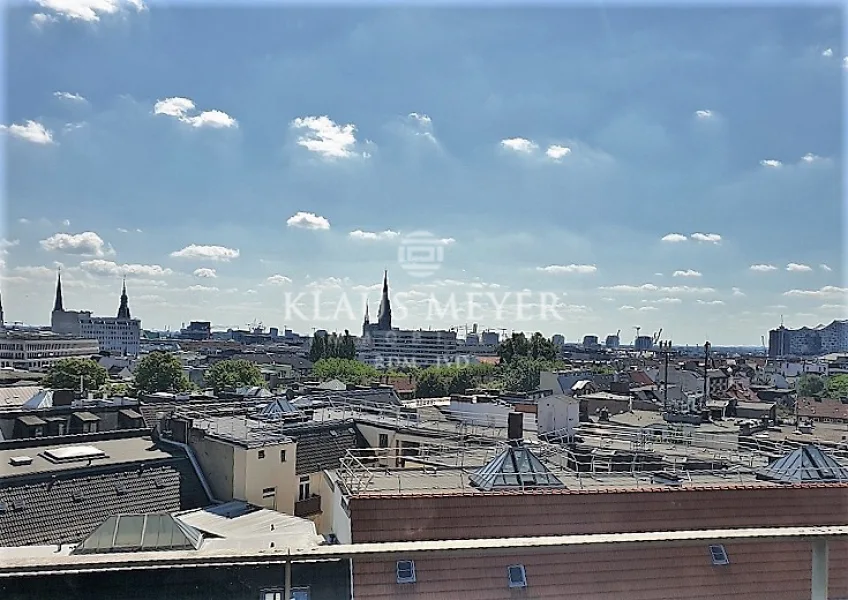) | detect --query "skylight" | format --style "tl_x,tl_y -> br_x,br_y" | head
709,544 -> 730,566
44,445 -> 107,463
396,560 -> 416,584
508,564 -> 527,588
